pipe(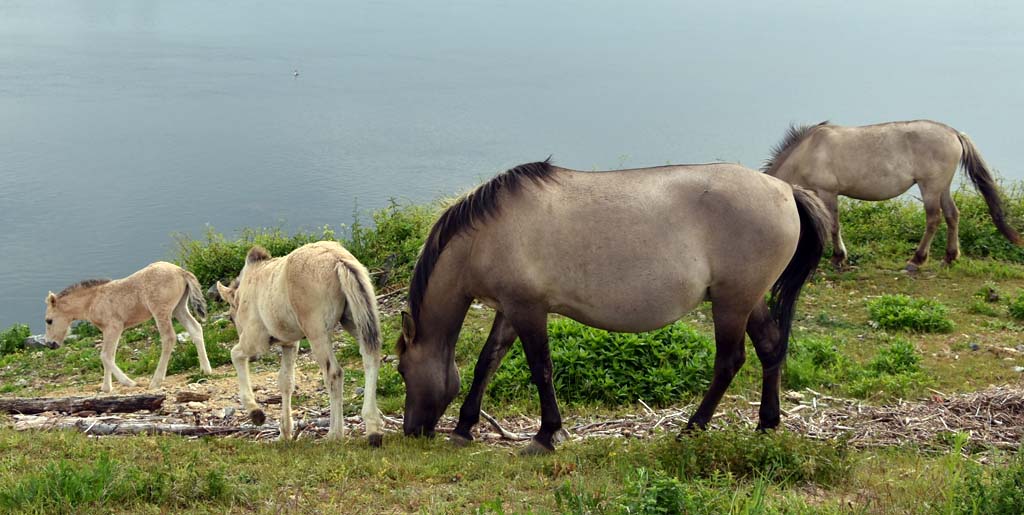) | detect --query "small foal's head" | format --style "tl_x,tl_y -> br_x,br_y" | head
43,292 -> 72,348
